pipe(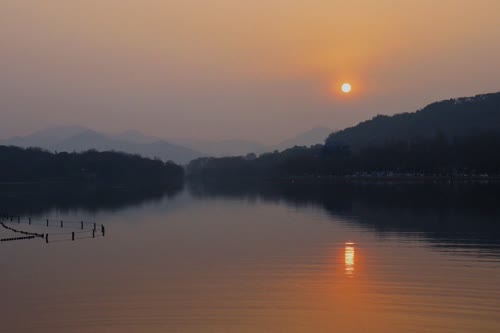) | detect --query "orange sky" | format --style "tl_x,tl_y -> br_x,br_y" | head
1,0 -> 499,143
